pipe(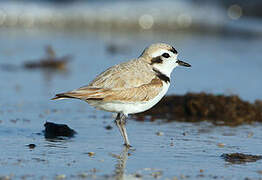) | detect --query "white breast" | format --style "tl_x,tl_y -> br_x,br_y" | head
88,82 -> 170,115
